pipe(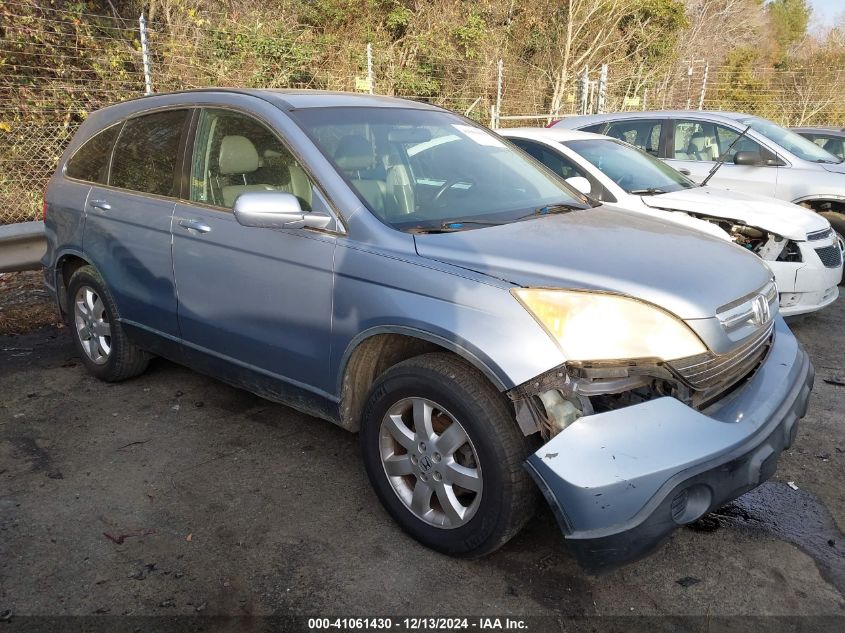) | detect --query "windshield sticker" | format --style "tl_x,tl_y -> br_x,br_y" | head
452,124 -> 506,148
